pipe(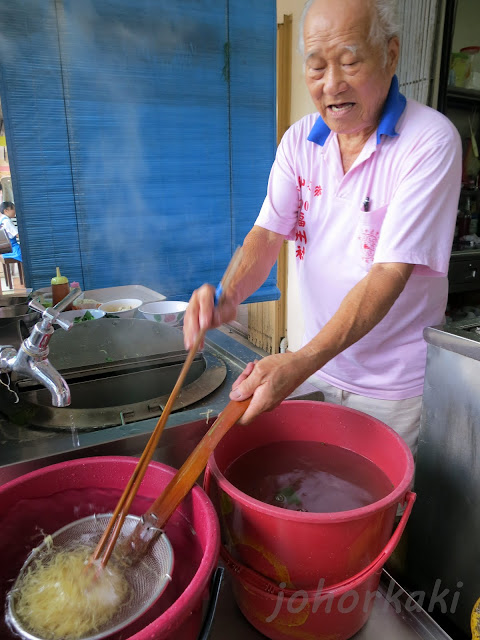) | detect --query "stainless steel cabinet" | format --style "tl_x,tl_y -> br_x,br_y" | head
403,319 -> 480,638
